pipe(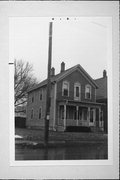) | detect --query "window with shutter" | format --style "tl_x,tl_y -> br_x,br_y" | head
74,82 -> 81,101
85,85 -> 91,99
62,81 -> 69,97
